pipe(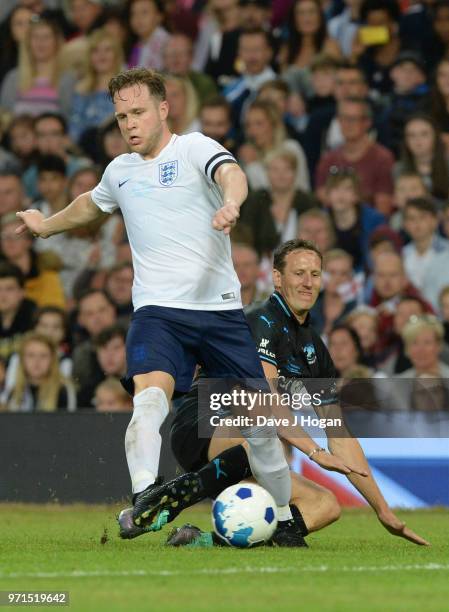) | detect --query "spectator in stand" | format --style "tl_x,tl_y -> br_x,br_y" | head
368,251 -> 434,360
327,324 -> 365,377
68,28 -> 123,153
162,33 -> 217,105
402,197 -> 449,292
280,0 -> 341,98
201,0 -> 241,84
395,113 -> 449,202
0,213 -> 65,308
310,248 -> 357,338
6,115 -> 37,173
71,289 -> 117,405
6,332 -> 76,412
223,28 -> 276,128
0,262 -> 37,365
199,96 -> 238,155
105,261 -> 133,323
126,0 -> 169,71
164,75 -> 201,135
33,154 -> 68,217
231,243 -> 268,306
380,295 -> 428,375
0,170 -> 27,216
238,148 -> 318,257
78,323 -> 127,407
22,113 -> 91,201
428,58 -> 449,155
328,0 -> 362,58
94,376 -> 133,412
325,169 -> 385,271
395,315 -> 449,412
297,208 -> 336,255
96,116 -> 129,169
240,99 -> 310,190
345,305 -> 379,366
34,306 -> 72,374
353,0 -> 402,97
315,97 -> 395,216
257,79 -> 303,140
3,305 -> 73,401
68,0 -> 105,37
379,51 -> 429,155
0,4 -> 33,87
390,171 -> 428,233
0,16 -> 75,117
421,0 -> 449,73
33,162 -> 121,299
